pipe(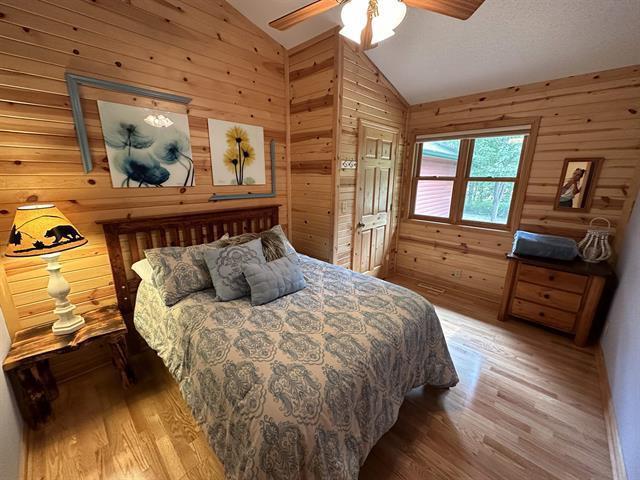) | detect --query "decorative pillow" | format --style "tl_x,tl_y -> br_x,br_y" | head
131,259 -> 154,284
144,234 -> 229,306
216,226 -> 290,262
243,254 -> 306,306
260,229 -> 288,261
269,225 -> 297,256
204,238 -> 266,301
